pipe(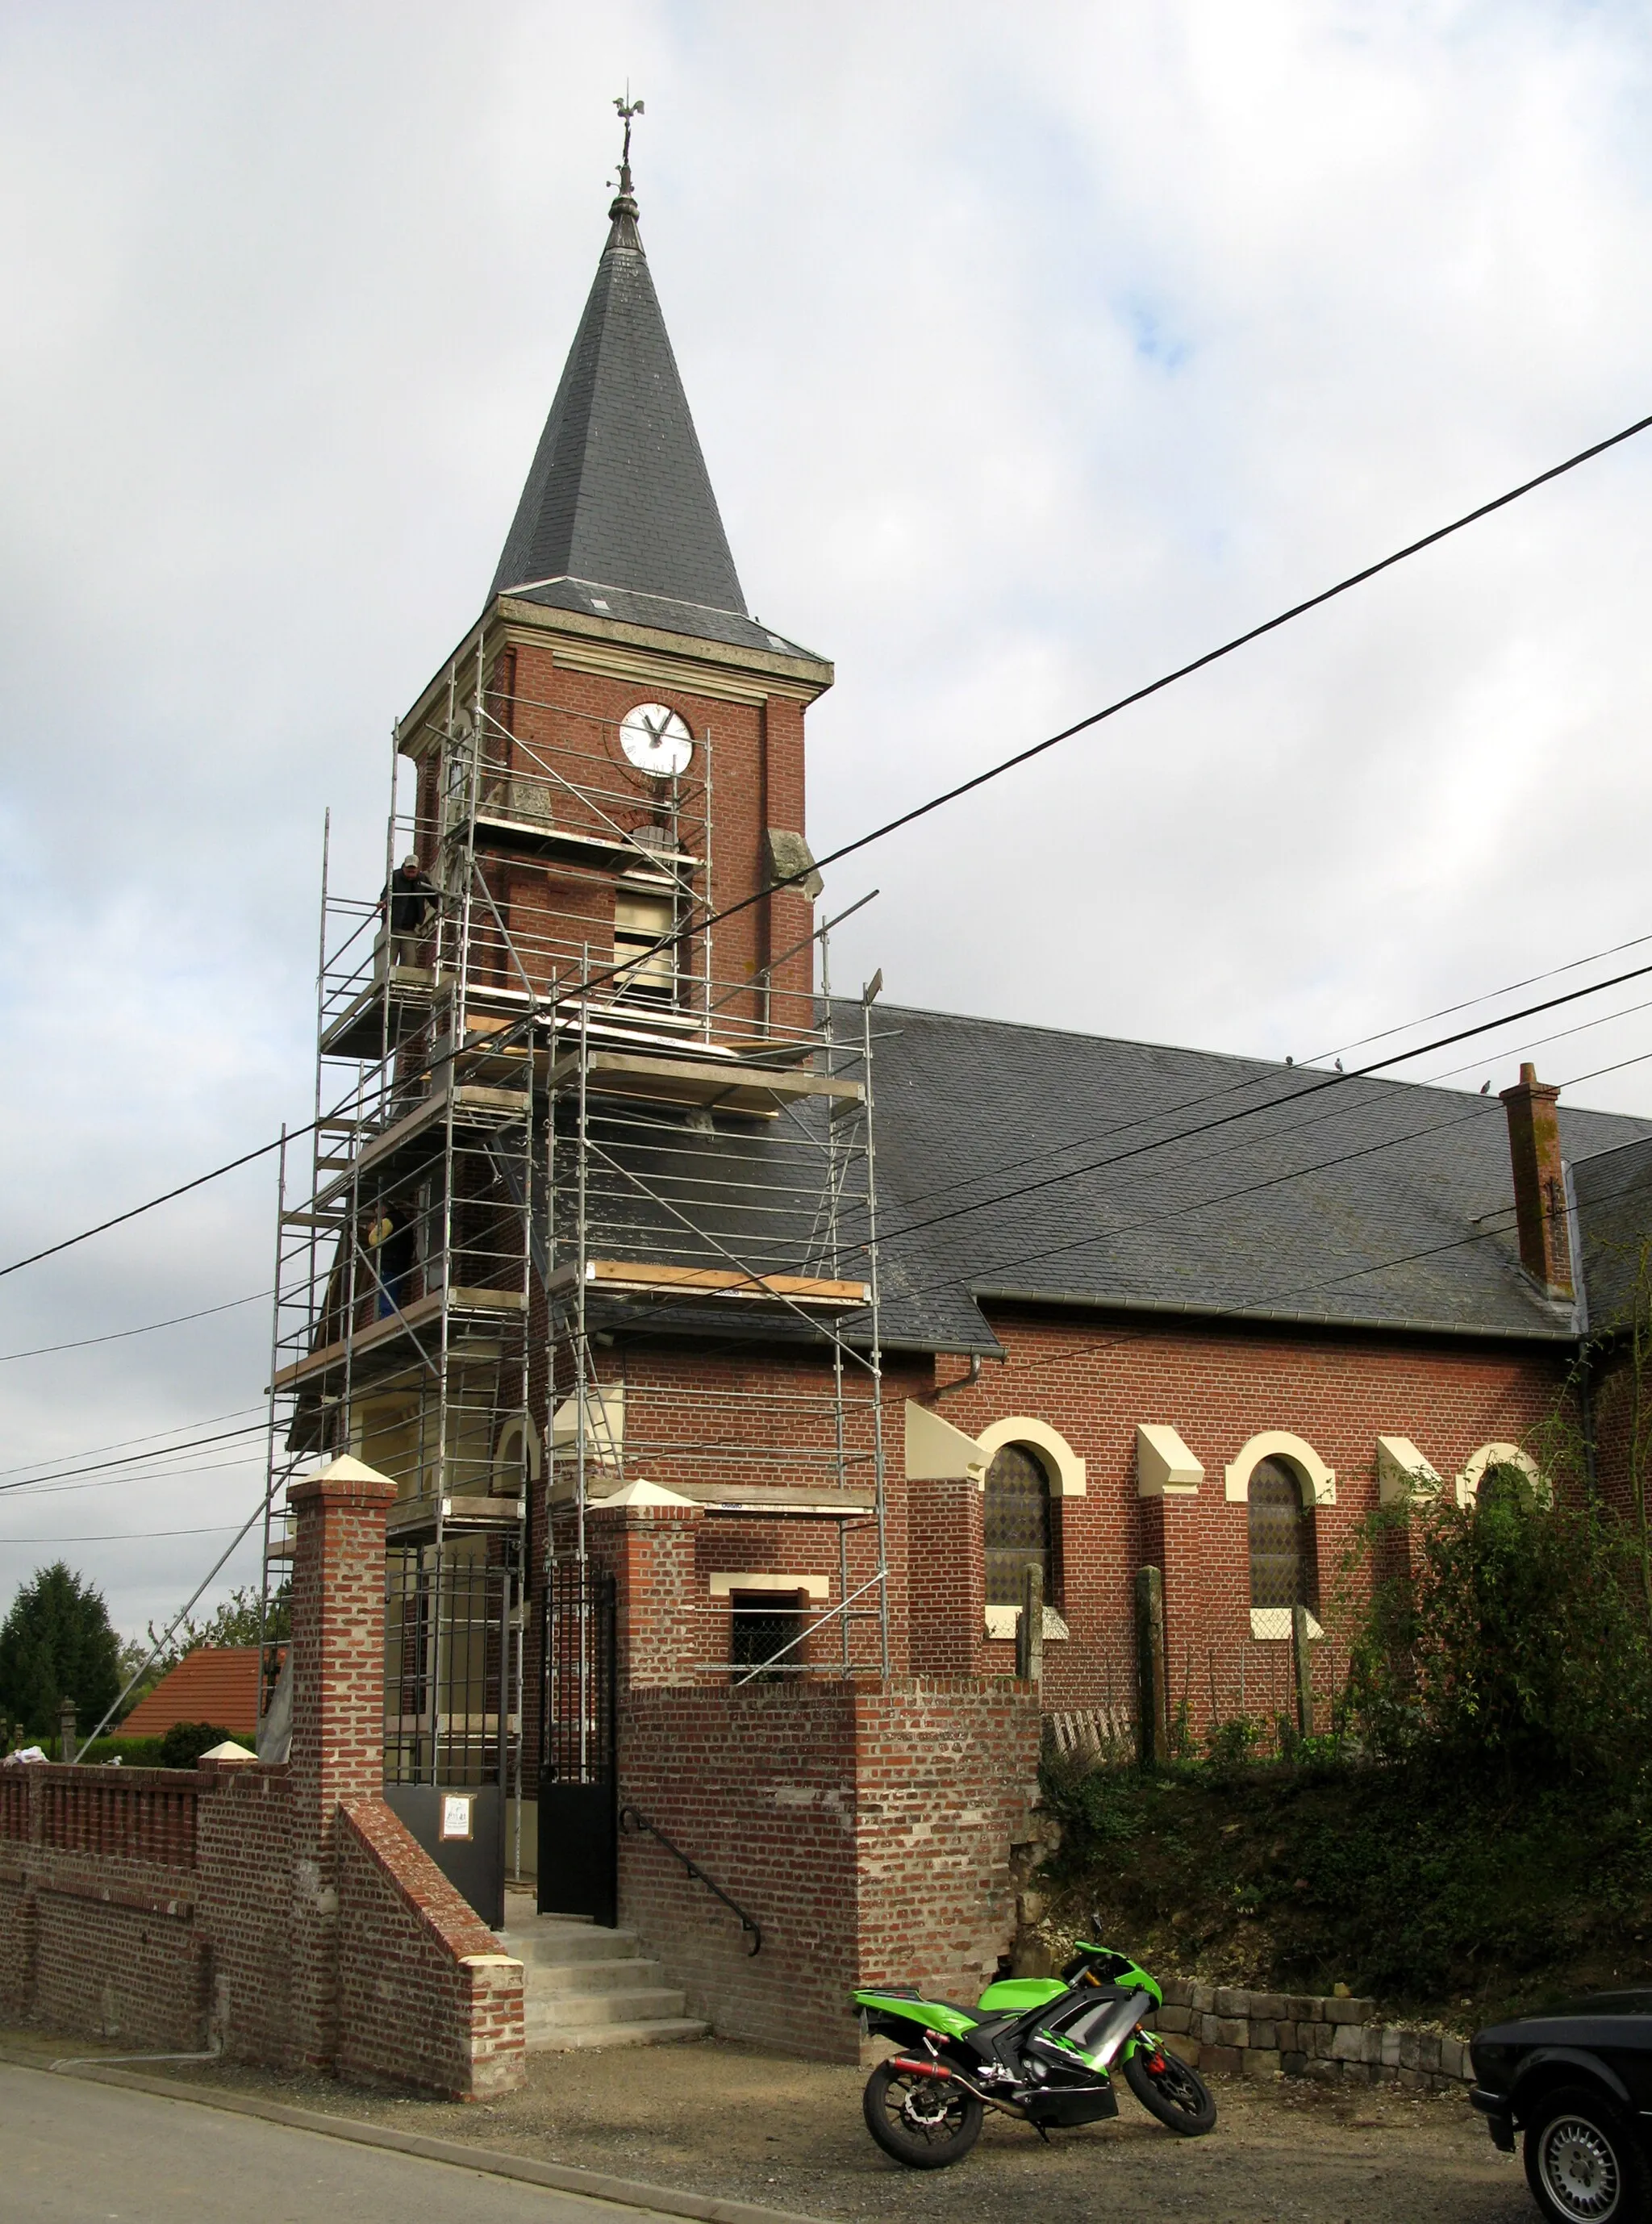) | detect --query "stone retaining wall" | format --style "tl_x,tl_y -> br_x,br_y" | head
1156,1979 -> 1474,2090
